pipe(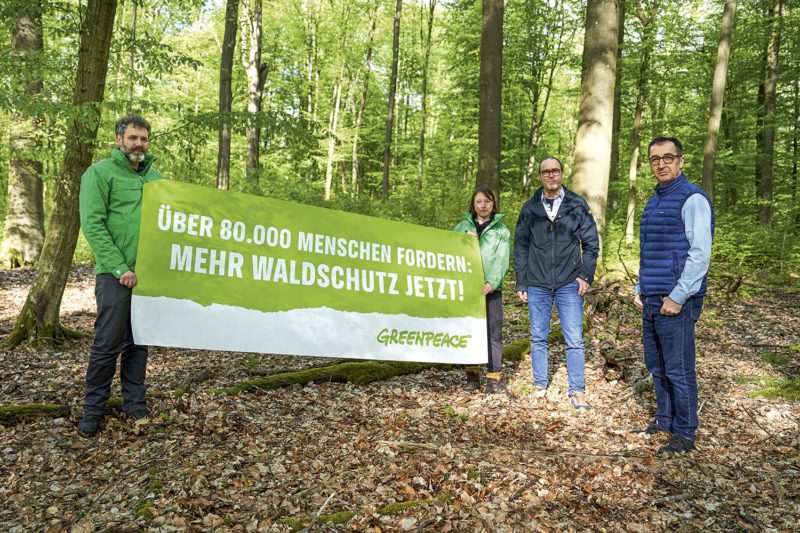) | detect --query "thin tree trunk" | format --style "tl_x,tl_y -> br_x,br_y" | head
476,0 -> 504,202
625,0 -> 658,245
351,7 -> 378,196
127,0 -> 137,112
1,4 -> 45,268
324,68 -> 344,201
609,0 -> 625,184
4,0 -> 118,349
216,0 -> 239,190
242,0 -> 267,194
702,0 -> 736,205
417,0 -> 436,190
758,0 -> 783,225
381,0 -> 403,198
570,0 -> 620,267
